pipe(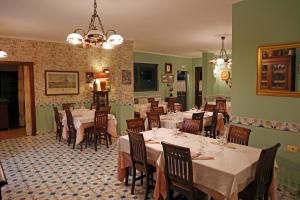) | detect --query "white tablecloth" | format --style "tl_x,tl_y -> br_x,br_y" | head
61,109 -> 117,145
134,102 -> 168,118
118,128 -> 263,200
157,111 -> 224,130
